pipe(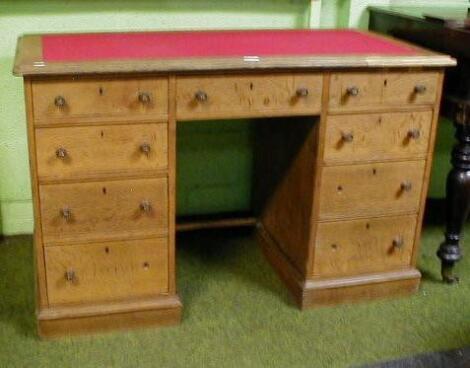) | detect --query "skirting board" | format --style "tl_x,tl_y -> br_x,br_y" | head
37,295 -> 182,338
257,224 -> 421,309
